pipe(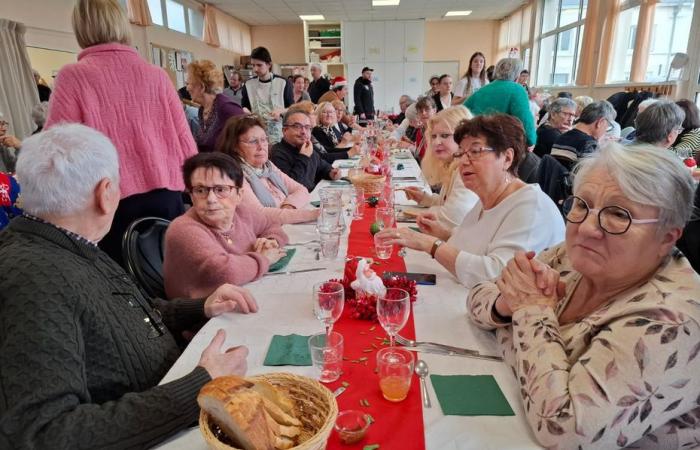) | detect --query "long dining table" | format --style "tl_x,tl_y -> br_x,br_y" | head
154,153 -> 542,450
